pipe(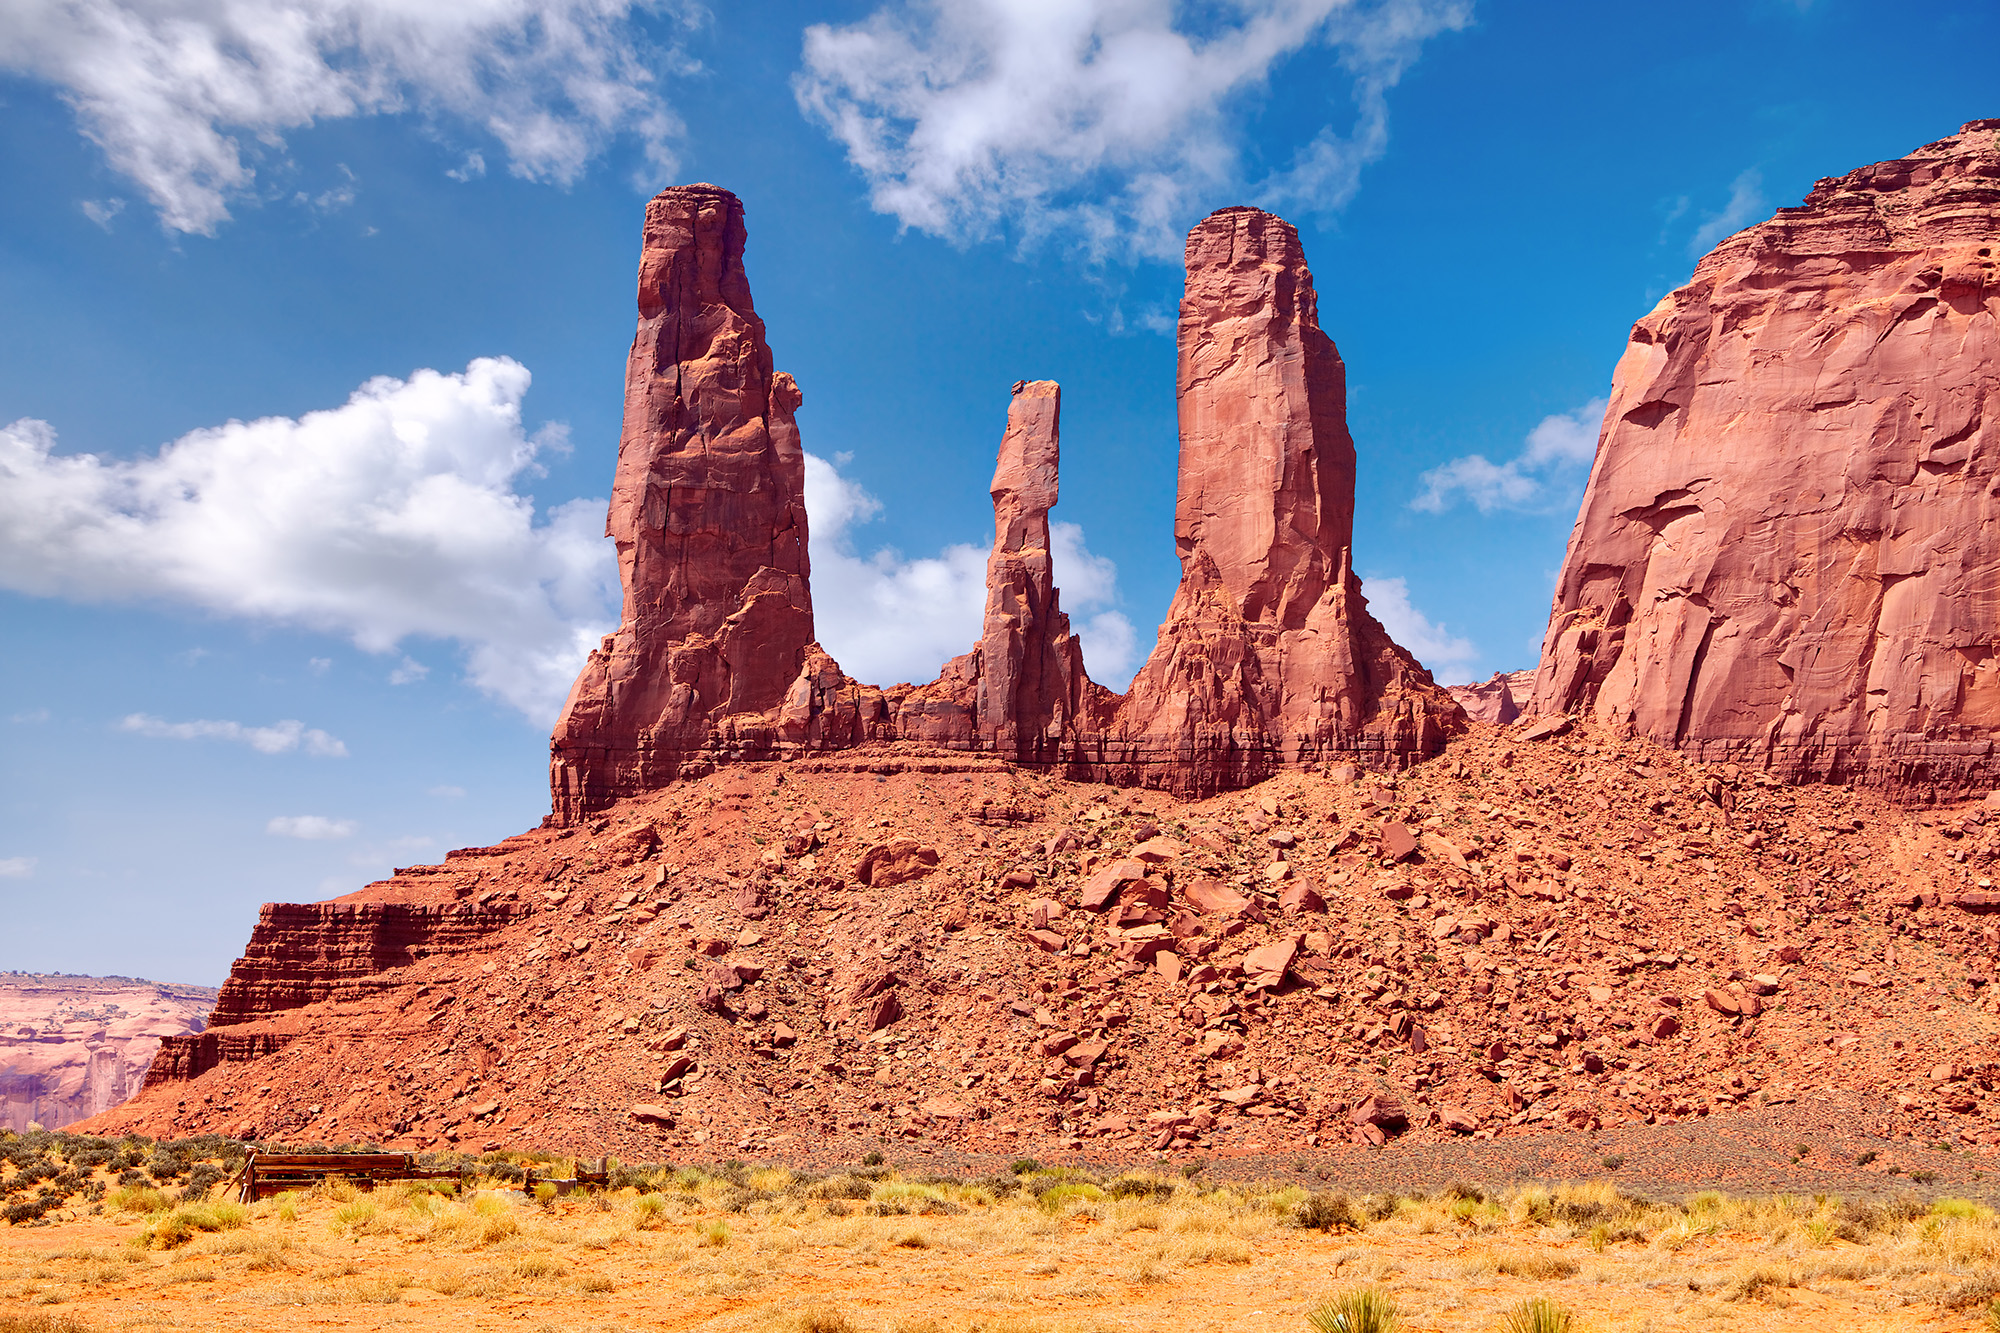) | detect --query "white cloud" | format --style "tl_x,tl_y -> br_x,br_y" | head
80,197 -> 125,229
1,358 -> 619,721
307,656 -> 332,674
427,784 -> 466,798
267,815 -> 356,839
388,656 -> 430,685
1689,168 -> 1766,256
0,0 -> 691,235
121,713 -> 349,756
795,0 -> 1469,258
9,708 -> 52,724
0,857 -> 35,879
1412,398 -> 1608,514
802,451 -> 1141,691
1360,574 -> 1478,684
